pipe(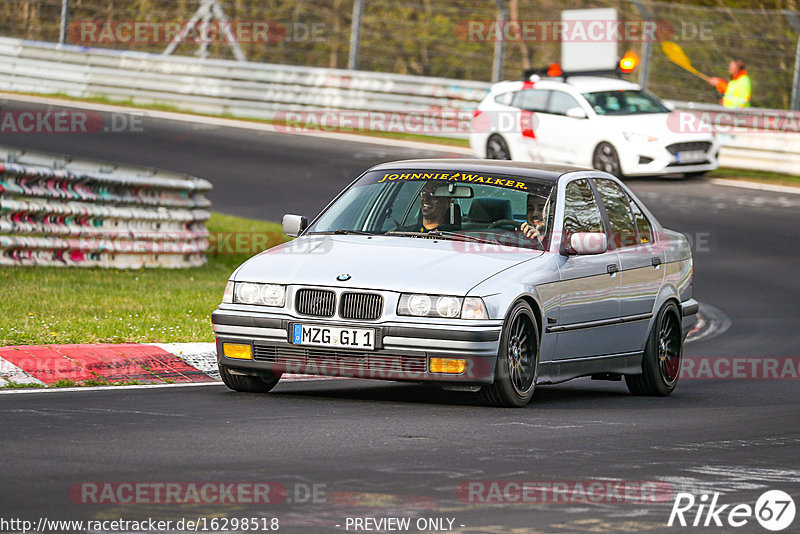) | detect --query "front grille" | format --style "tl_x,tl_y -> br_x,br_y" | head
666,160 -> 710,167
666,141 -> 712,155
295,288 -> 336,317
253,344 -> 428,376
340,292 -> 383,320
